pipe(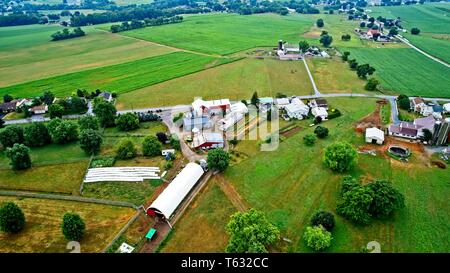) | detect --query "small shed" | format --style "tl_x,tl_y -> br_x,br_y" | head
365,127 -> 385,145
